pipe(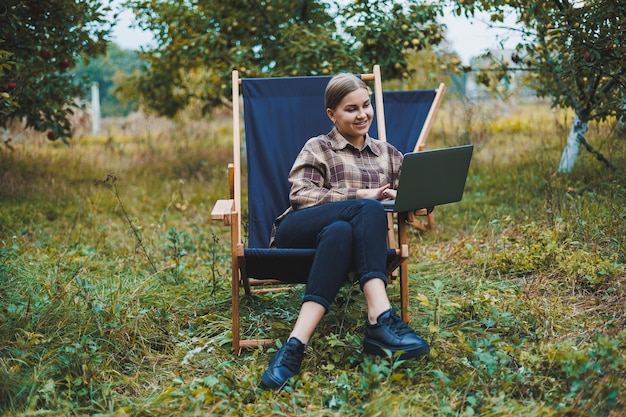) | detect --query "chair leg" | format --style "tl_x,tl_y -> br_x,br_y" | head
232,264 -> 241,356
399,258 -> 410,323
426,212 -> 435,231
230,212 -> 242,355
239,256 -> 251,296
397,212 -> 410,323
